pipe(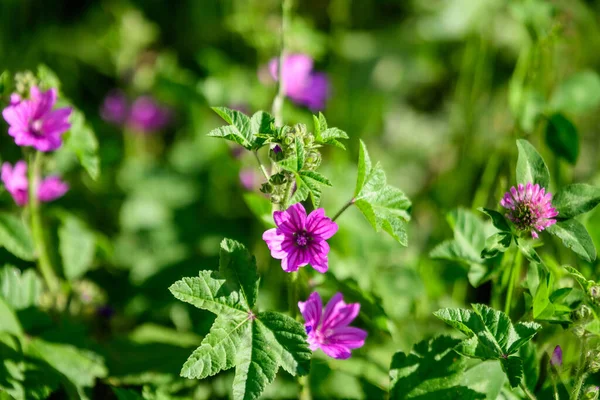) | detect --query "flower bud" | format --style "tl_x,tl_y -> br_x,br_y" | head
305,151 -> 322,170
573,325 -> 586,337
588,350 -> 600,373
269,172 -> 288,185
589,286 -> 600,302
584,386 -> 599,400
303,133 -> 315,147
269,145 -> 284,162
270,194 -> 282,204
550,345 -> 562,367
14,71 -> 37,97
260,182 -> 274,194
294,123 -> 307,138
573,305 -> 594,324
